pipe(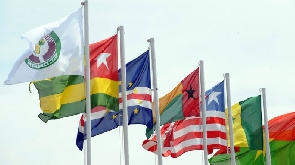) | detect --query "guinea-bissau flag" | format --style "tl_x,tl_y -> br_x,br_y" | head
209,112 -> 295,165
33,35 -> 119,122
146,67 -> 199,138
